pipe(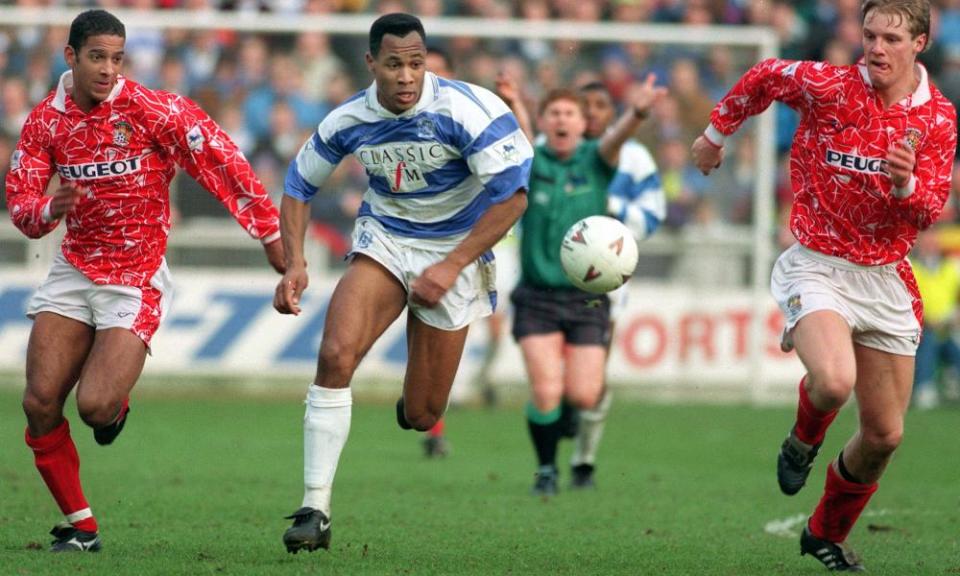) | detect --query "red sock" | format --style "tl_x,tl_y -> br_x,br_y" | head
25,420 -> 99,533
428,418 -> 445,438
808,462 -> 877,542
794,377 -> 839,445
